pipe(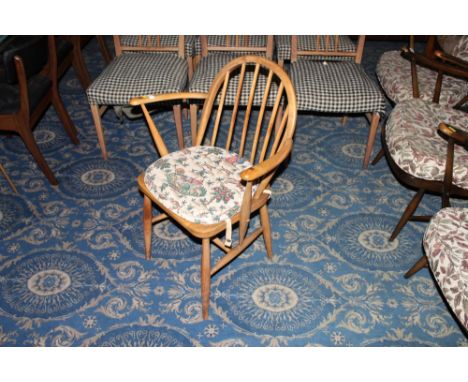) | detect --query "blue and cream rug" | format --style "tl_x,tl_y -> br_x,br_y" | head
0,38 -> 467,346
